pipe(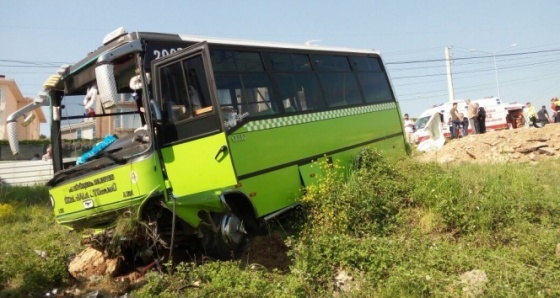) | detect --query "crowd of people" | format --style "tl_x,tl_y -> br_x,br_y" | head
448,100 -> 487,138
402,96 -> 560,145
513,97 -> 559,129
